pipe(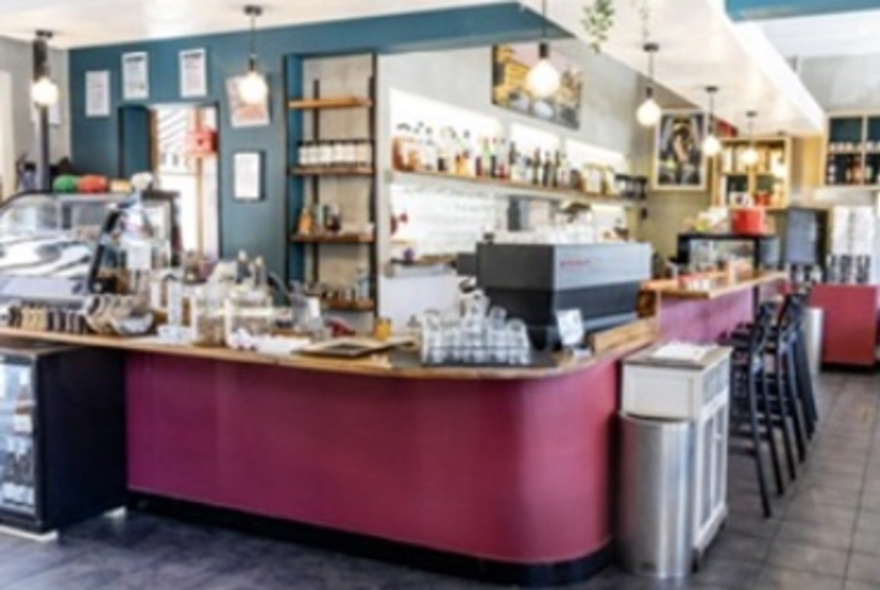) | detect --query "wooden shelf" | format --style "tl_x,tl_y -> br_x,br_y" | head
291,233 -> 375,244
291,166 -> 374,177
324,298 -> 376,312
721,137 -> 787,144
391,169 -> 638,208
827,150 -> 864,156
288,96 -> 373,110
